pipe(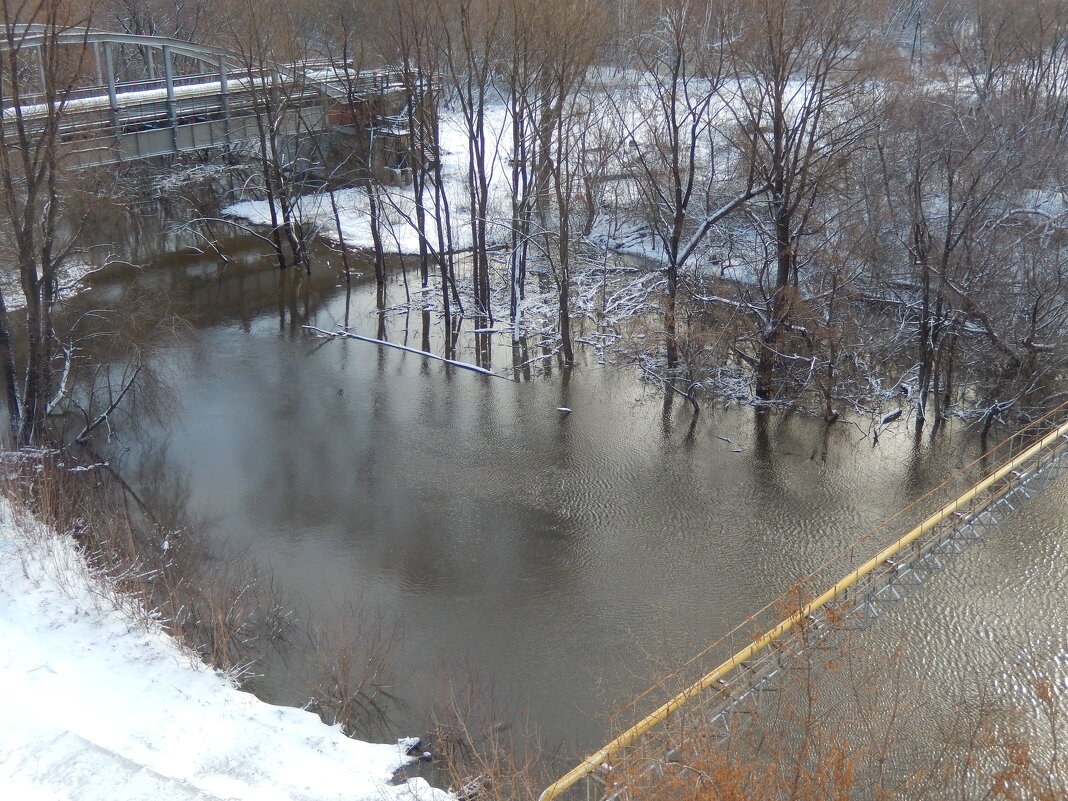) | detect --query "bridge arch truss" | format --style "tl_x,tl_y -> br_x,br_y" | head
1,23 -> 405,169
